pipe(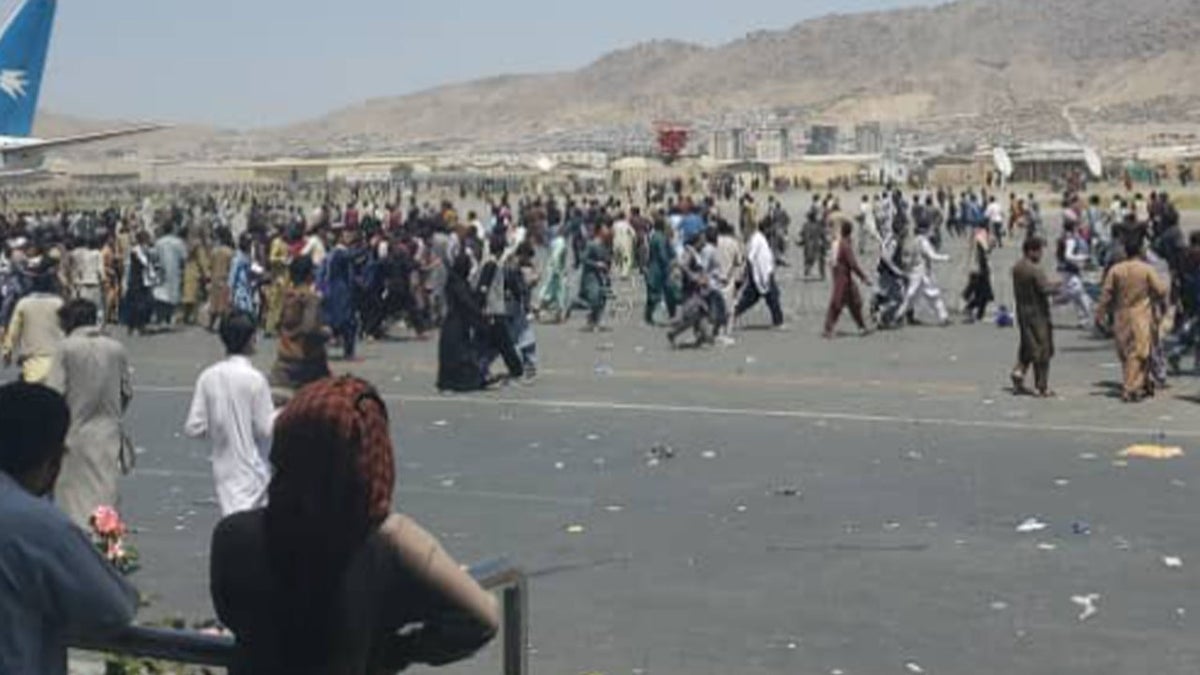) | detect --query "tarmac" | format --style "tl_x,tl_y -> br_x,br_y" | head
28,206 -> 1200,674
